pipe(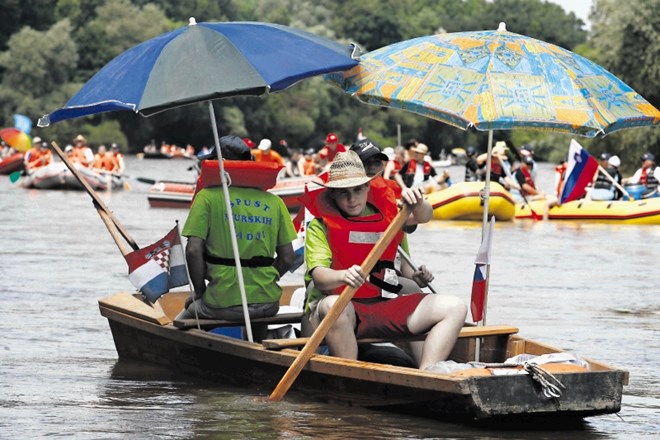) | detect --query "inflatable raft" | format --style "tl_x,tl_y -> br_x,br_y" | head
427,181 -> 515,221
515,198 -> 660,224
20,162 -> 124,191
